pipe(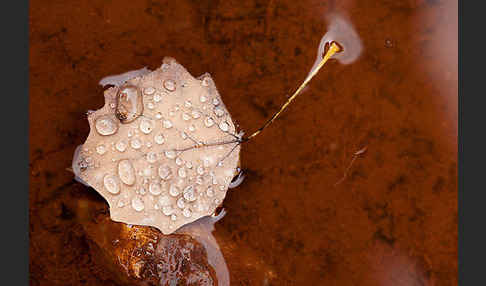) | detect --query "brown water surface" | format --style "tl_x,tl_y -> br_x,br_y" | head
29,0 -> 457,285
